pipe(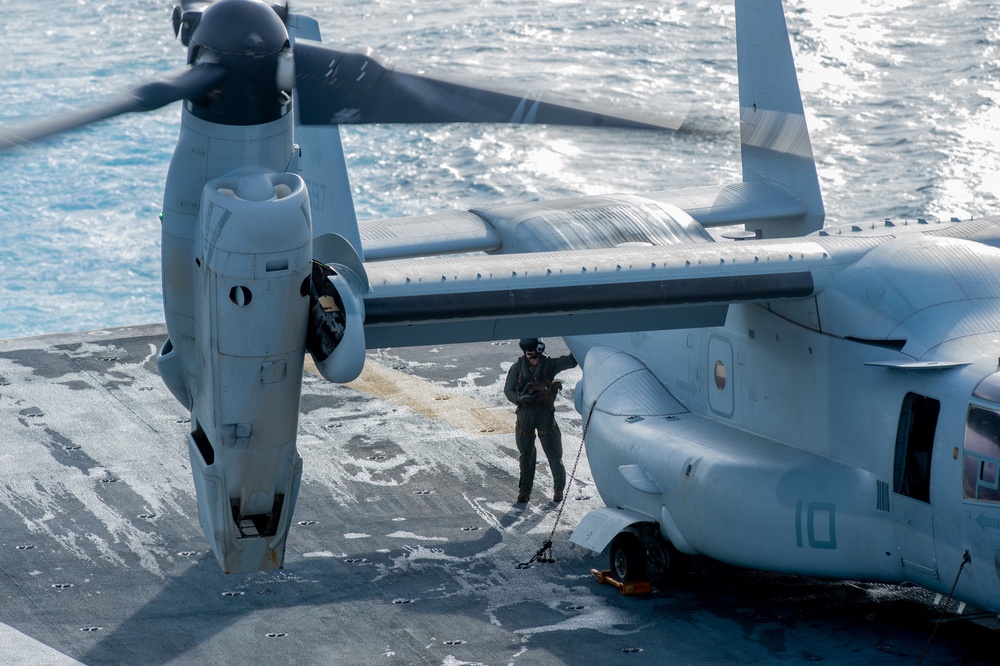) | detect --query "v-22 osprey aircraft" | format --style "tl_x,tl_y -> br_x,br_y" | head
4,0 -> 1000,617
